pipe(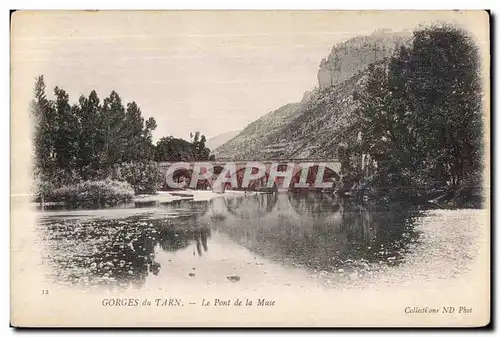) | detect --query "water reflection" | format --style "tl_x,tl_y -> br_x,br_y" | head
223,193 -> 278,219
39,193 -> 421,289
157,222 -> 210,257
91,225 -> 159,289
209,194 -> 420,272
40,218 -> 213,289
